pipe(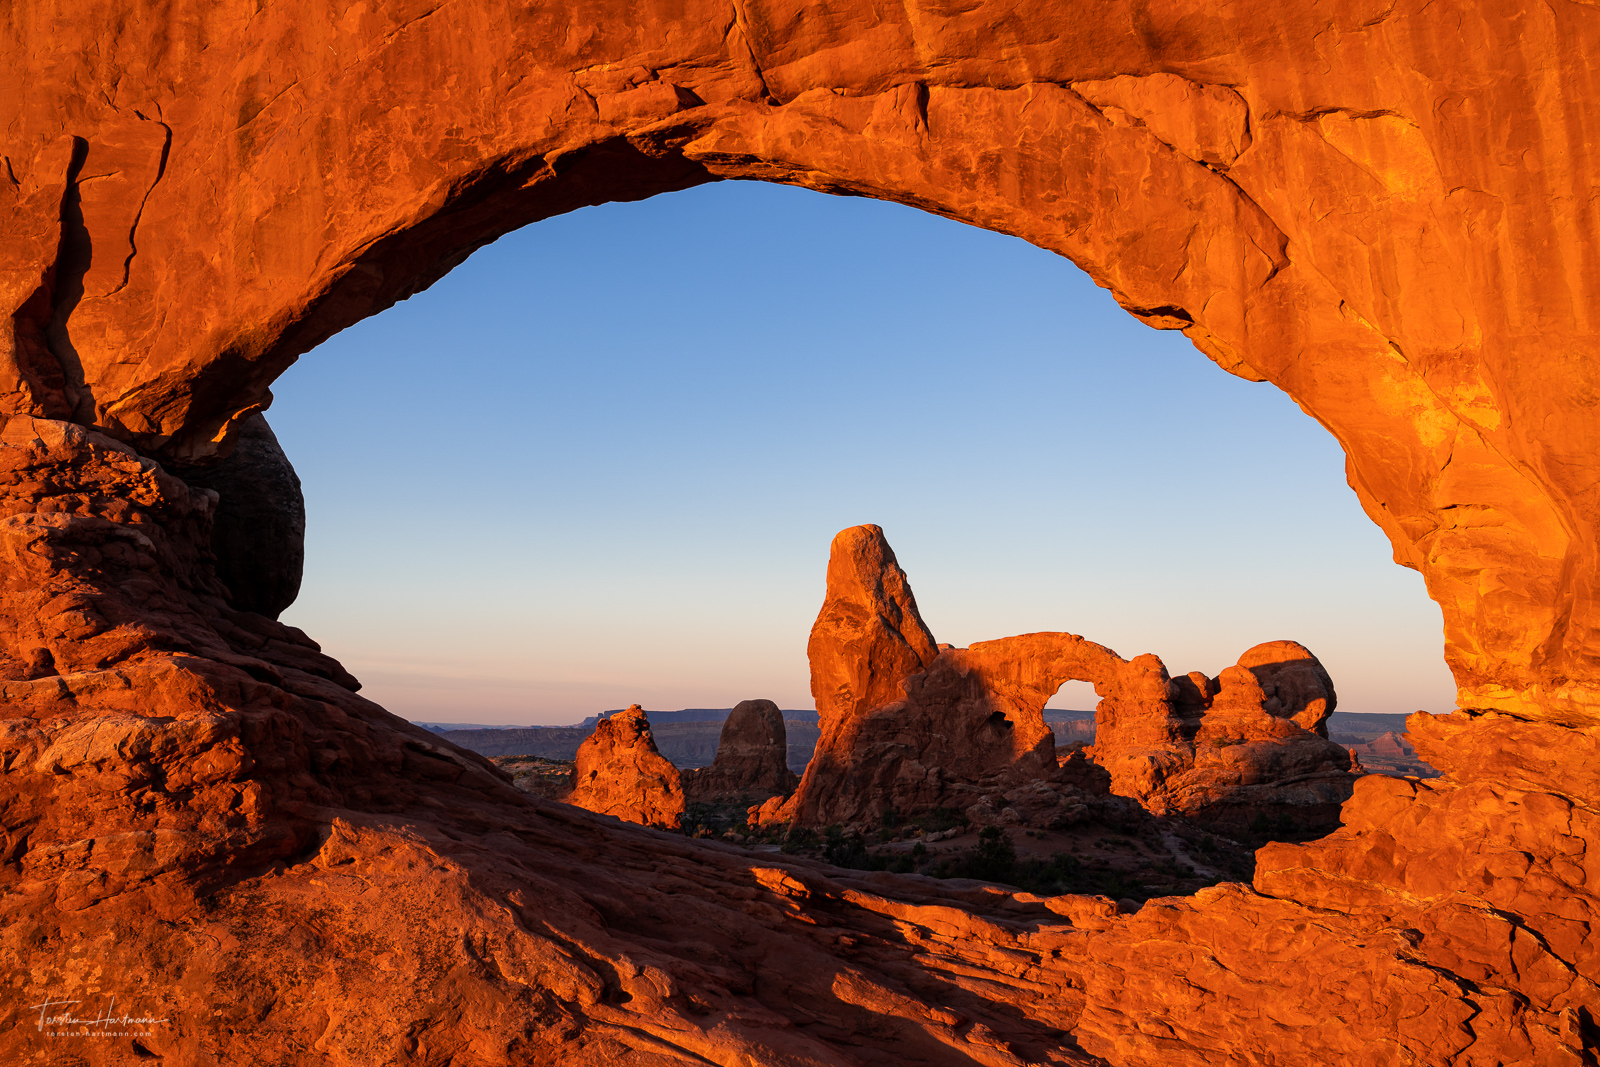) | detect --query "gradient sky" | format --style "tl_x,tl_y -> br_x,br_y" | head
268,180 -> 1457,726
